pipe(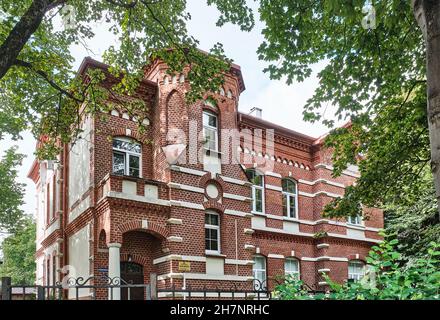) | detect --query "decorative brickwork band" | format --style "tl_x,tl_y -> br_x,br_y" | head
110,127 -> 147,143
203,199 -> 226,213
